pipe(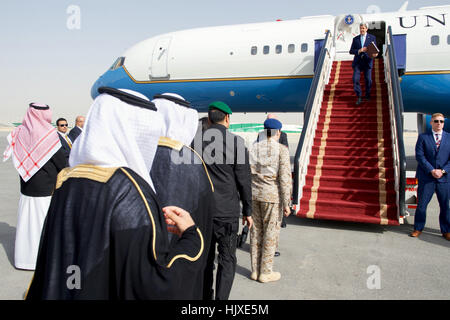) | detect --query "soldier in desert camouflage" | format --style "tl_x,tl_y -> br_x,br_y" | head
249,118 -> 292,283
